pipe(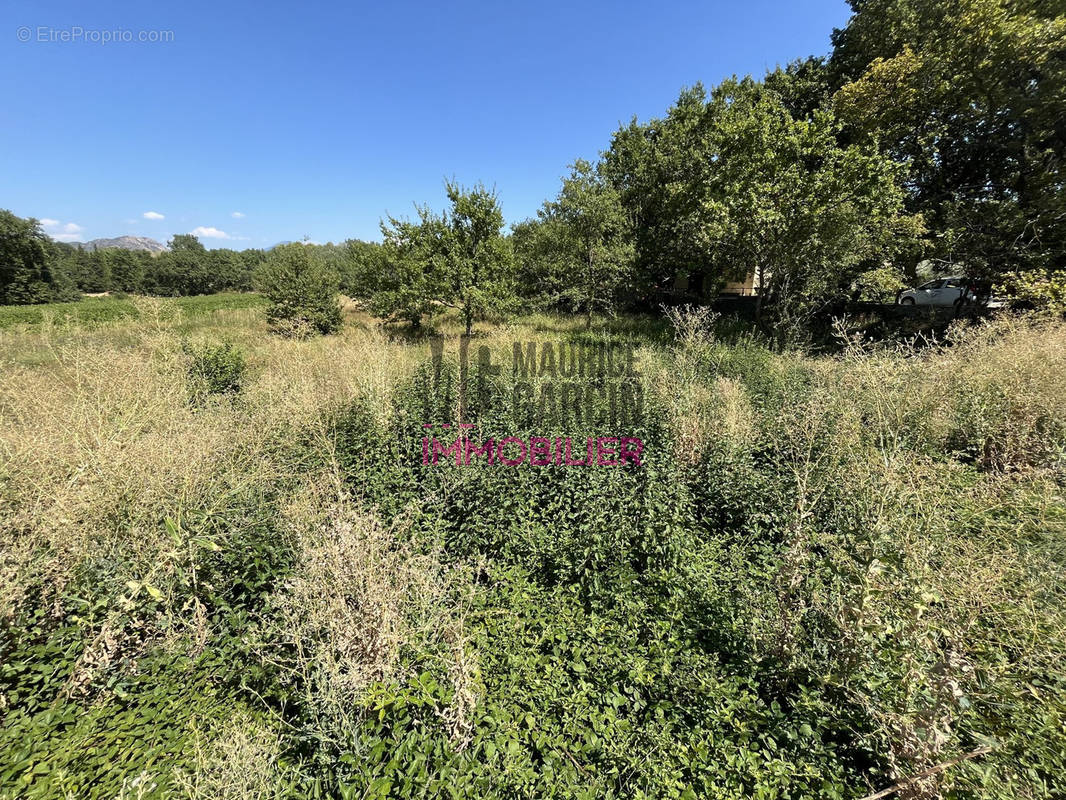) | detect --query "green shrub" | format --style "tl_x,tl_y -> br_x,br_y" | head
184,340 -> 246,402
254,244 -> 342,337
998,269 -> 1066,314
